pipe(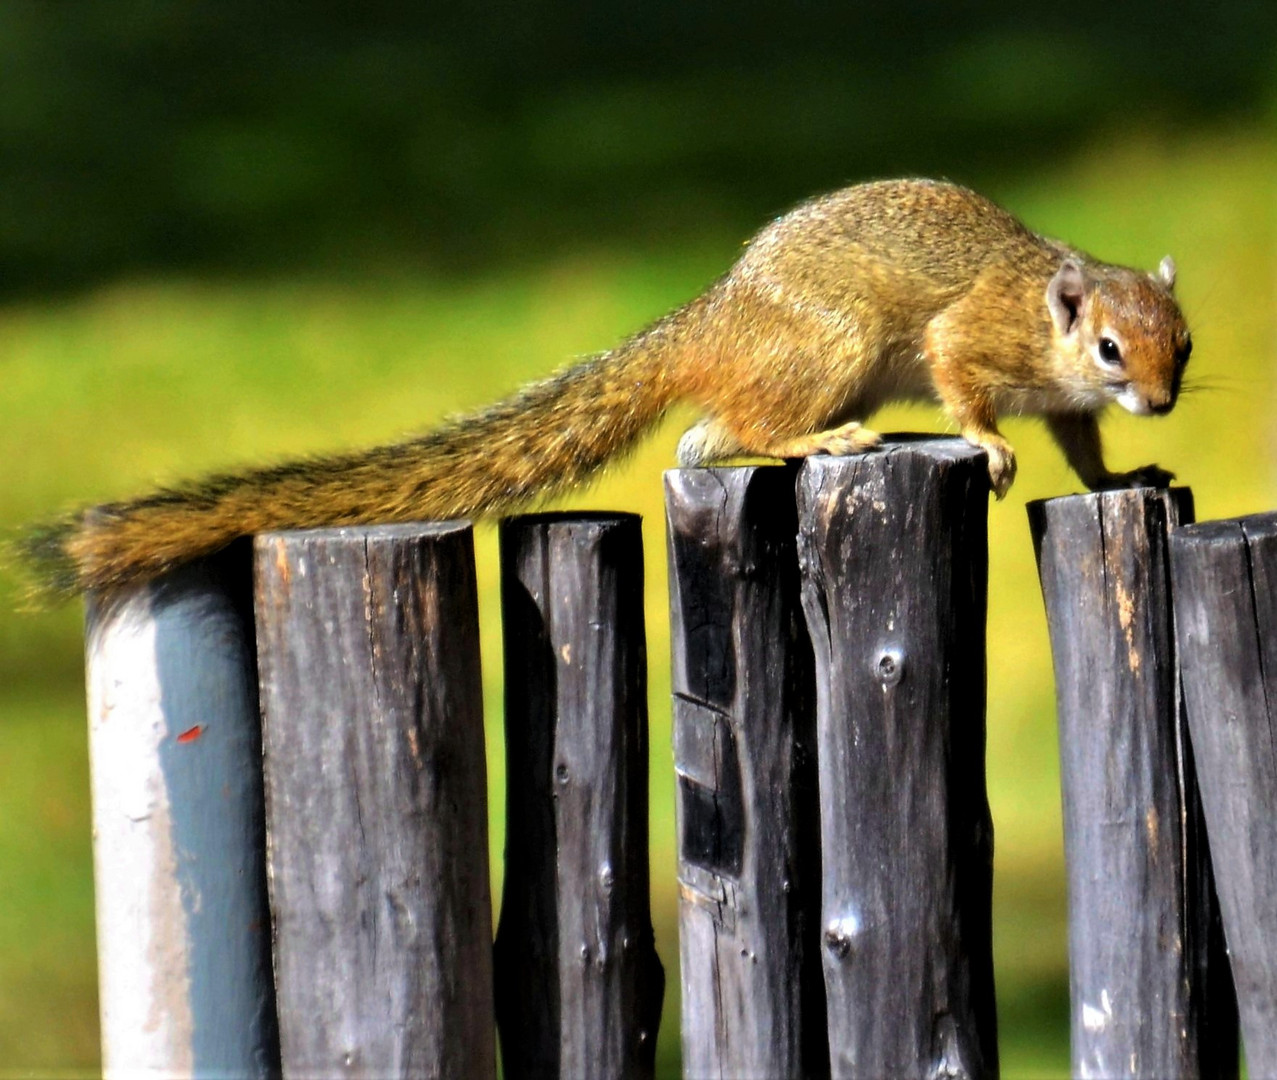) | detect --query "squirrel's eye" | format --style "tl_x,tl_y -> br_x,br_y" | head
1098,337 -> 1123,365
